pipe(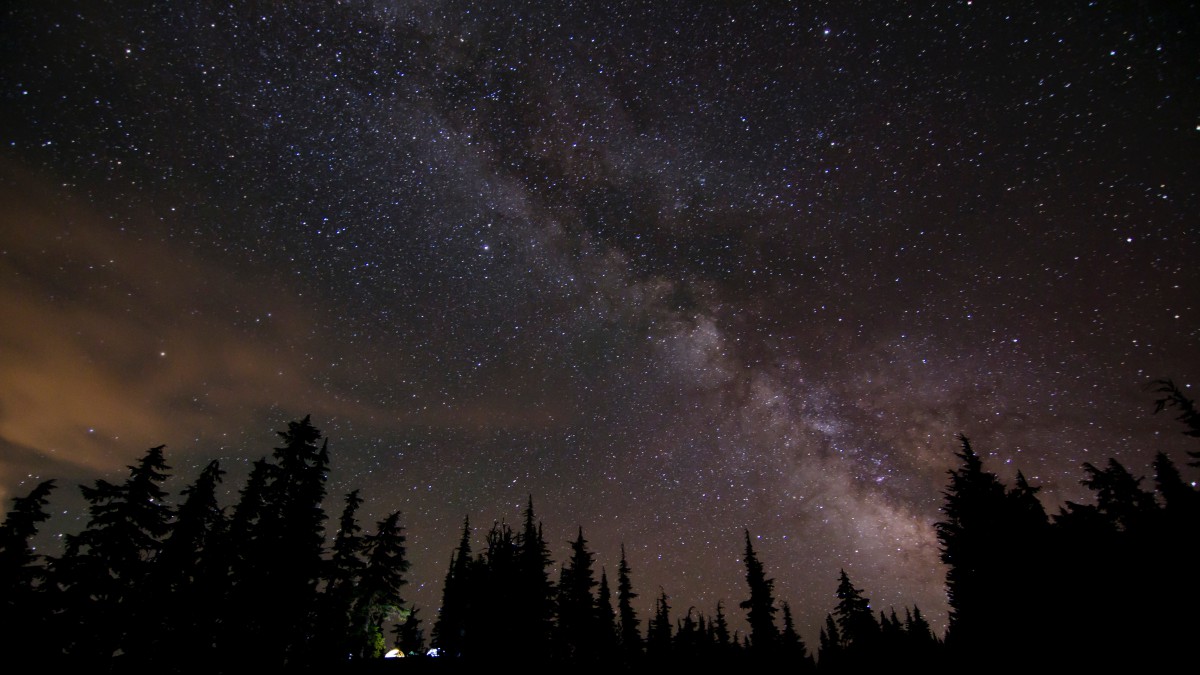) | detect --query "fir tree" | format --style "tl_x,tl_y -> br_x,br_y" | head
0,479 -> 57,657
351,510 -> 408,659
817,613 -> 841,668
556,526 -> 599,660
595,569 -> 619,656
393,605 -> 425,655
146,460 -> 226,665
515,497 -> 555,654
0,479 -> 56,594
616,544 -> 642,657
432,516 -> 473,658
58,445 -> 172,662
646,588 -> 673,658
313,489 -> 366,661
739,530 -> 778,653
780,601 -> 812,669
